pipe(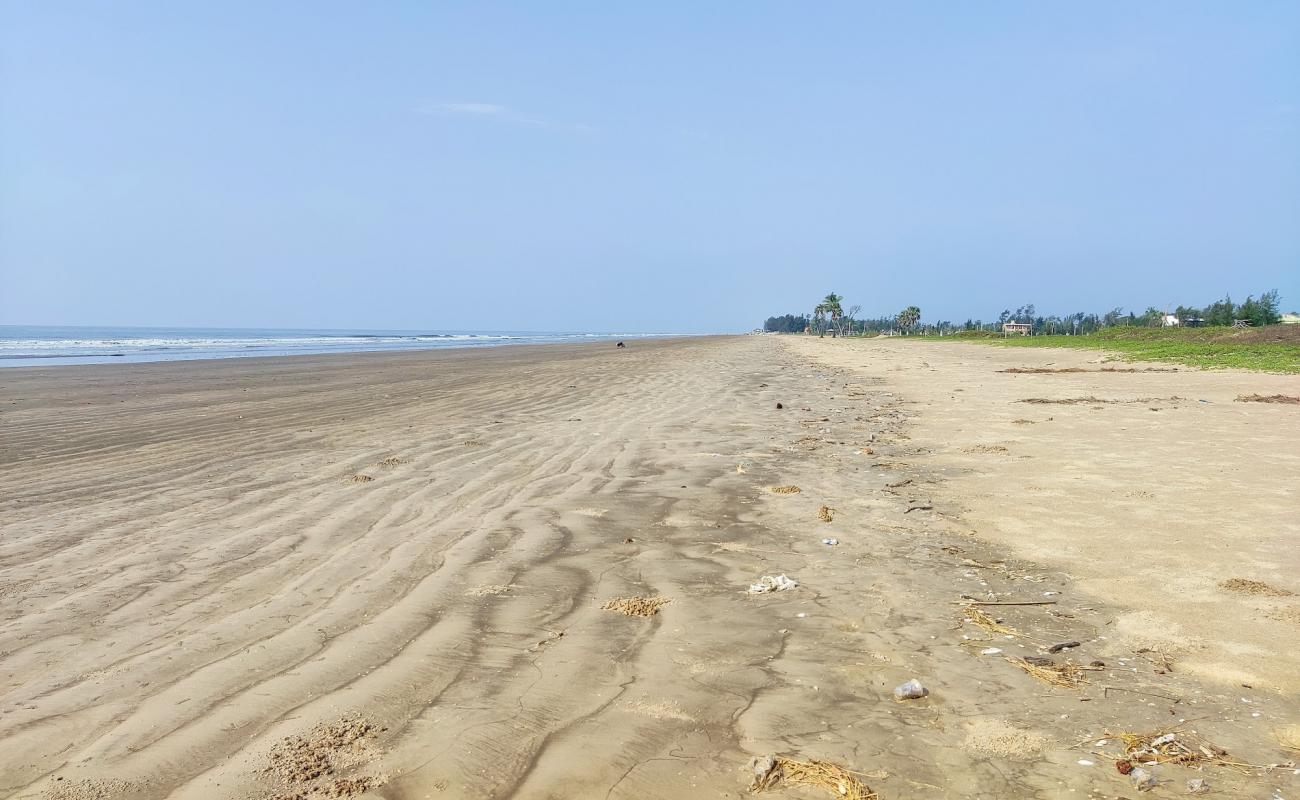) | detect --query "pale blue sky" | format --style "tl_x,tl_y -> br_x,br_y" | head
2,2 -> 1297,331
